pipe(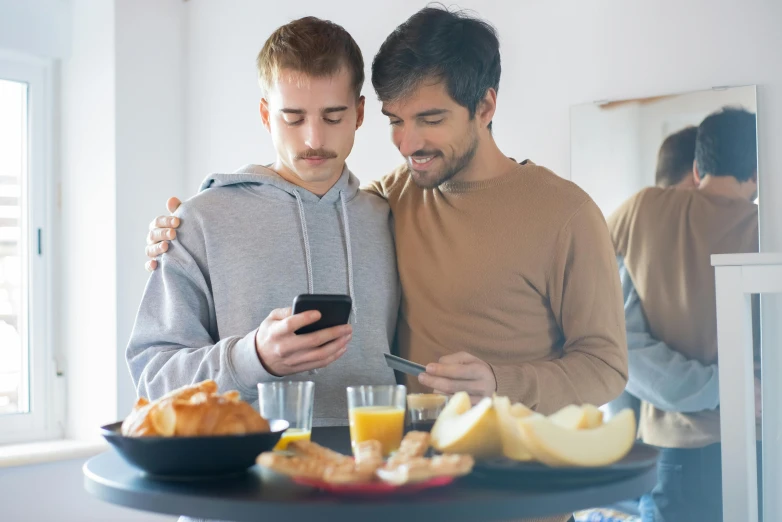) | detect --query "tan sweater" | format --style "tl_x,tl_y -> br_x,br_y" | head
367,161 -> 628,415
607,187 -> 759,448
